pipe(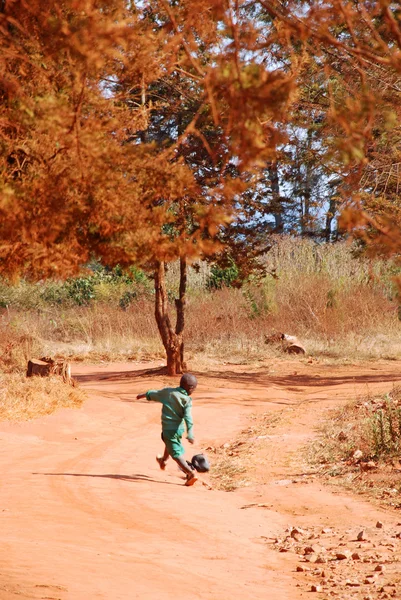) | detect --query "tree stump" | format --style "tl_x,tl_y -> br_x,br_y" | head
26,357 -> 74,385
